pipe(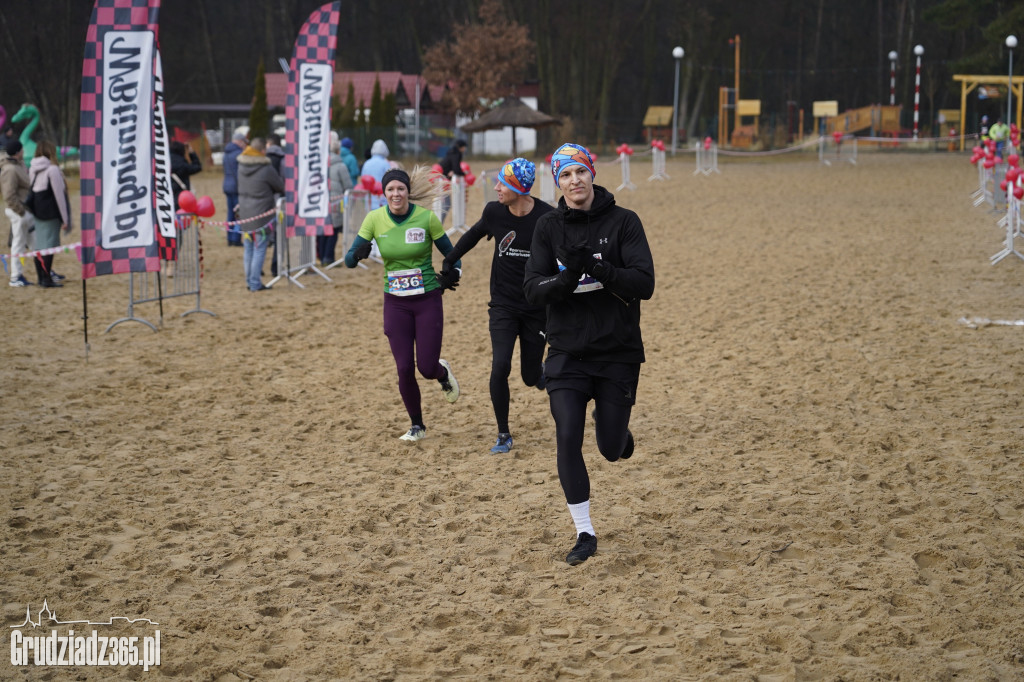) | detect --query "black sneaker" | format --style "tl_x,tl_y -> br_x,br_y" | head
566,532 -> 597,566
